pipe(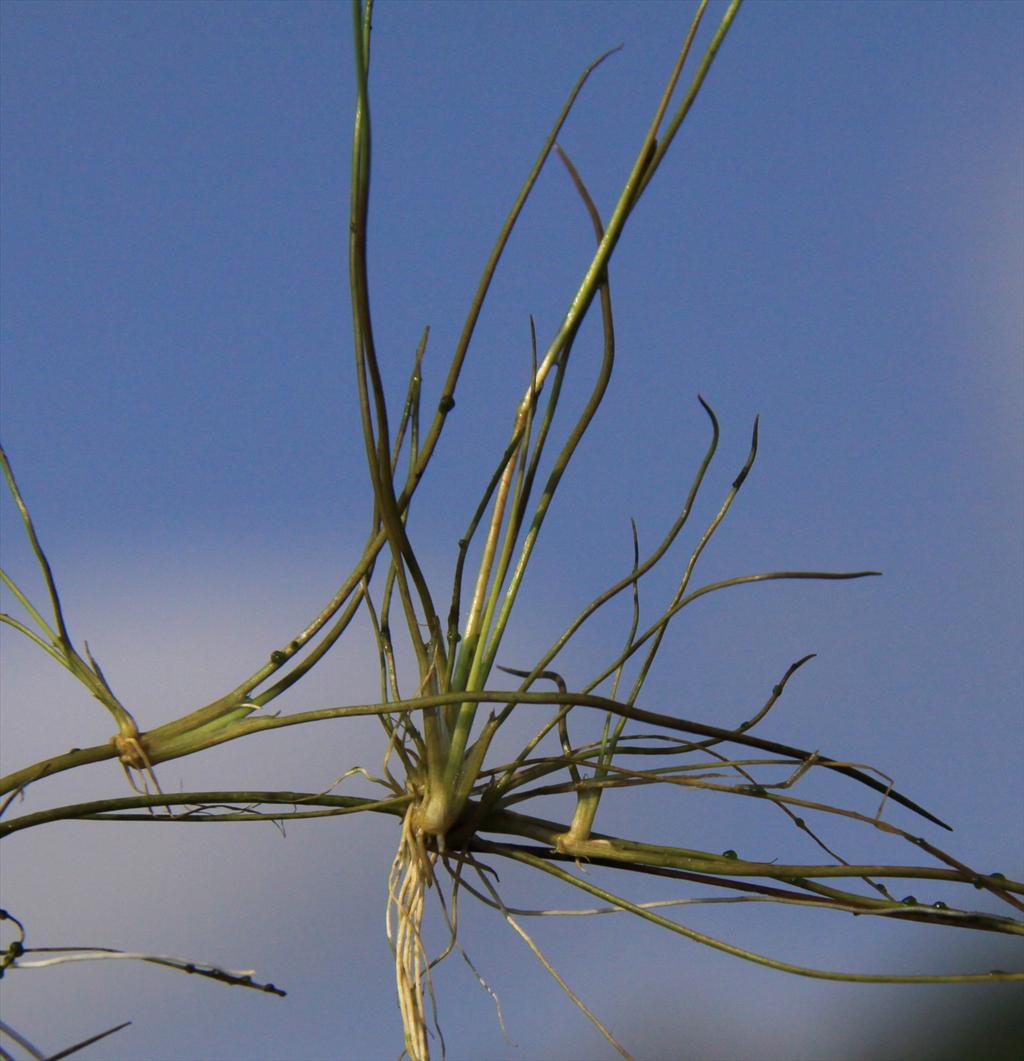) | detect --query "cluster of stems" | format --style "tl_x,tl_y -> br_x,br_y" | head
2,2 -> 1021,1058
